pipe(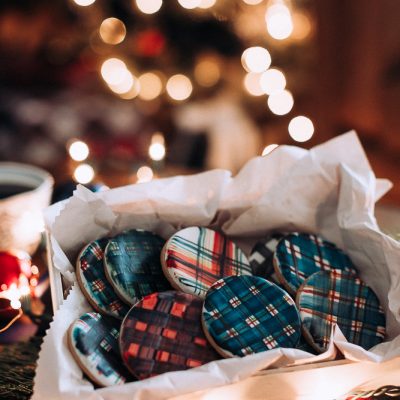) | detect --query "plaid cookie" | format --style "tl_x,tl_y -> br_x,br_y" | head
249,233 -> 284,284
104,230 -> 171,305
68,312 -> 133,387
202,275 -> 301,357
296,270 -> 386,353
273,232 -> 357,295
76,239 -> 129,319
120,291 -> 220,380
162,227 -> 252,299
